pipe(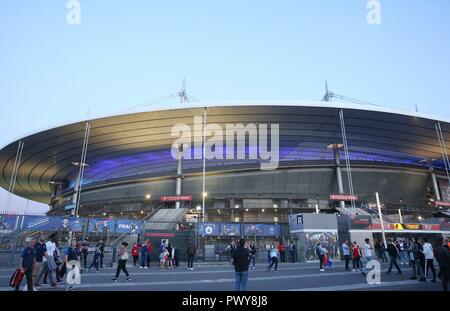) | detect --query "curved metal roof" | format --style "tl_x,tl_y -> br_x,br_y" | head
0,101 -> 449,204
